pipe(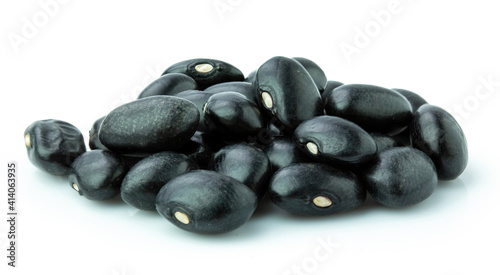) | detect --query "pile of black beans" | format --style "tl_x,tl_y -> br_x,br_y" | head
24,57 -> 468,234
